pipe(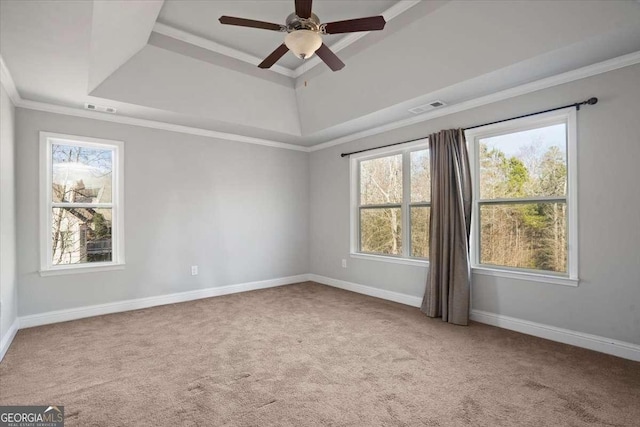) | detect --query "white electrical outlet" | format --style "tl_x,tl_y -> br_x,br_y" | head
191,265 -> 198,276
341,259 -> 347,268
